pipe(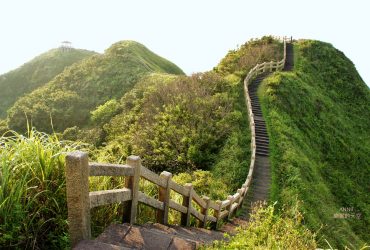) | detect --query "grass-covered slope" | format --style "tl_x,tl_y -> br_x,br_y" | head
0,48 -> 96,118
259,40 -> 369,248
7,41 -> 184,133
98,37 -> 283,176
